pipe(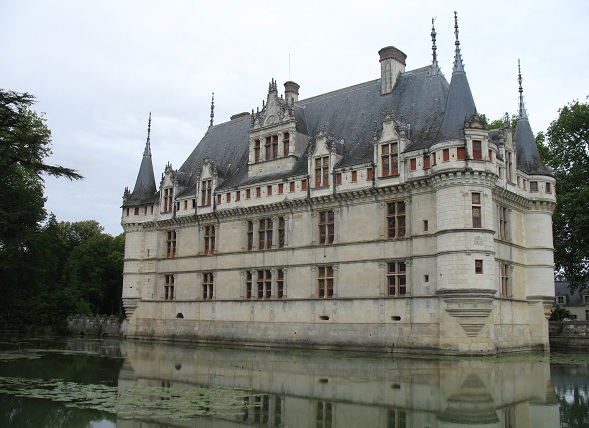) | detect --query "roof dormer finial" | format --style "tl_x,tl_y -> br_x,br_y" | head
518,59 -> 528,119
209,92 -> 215,128
431,17 -> 438,65
452,11 -> 465,73
144,112 -> 152,156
